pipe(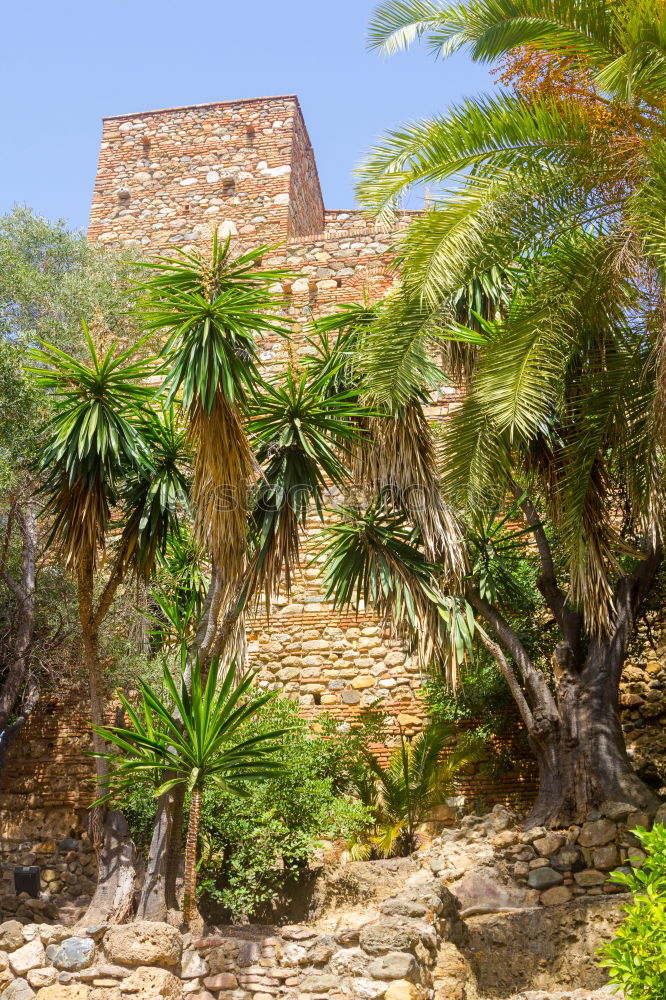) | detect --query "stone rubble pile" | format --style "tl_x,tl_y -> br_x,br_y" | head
0,837 -> 95,926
